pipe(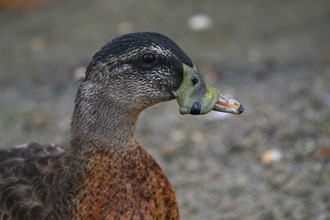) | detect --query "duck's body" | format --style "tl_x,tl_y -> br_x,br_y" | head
0,32 -> 243,219
0,143 -> 178,220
